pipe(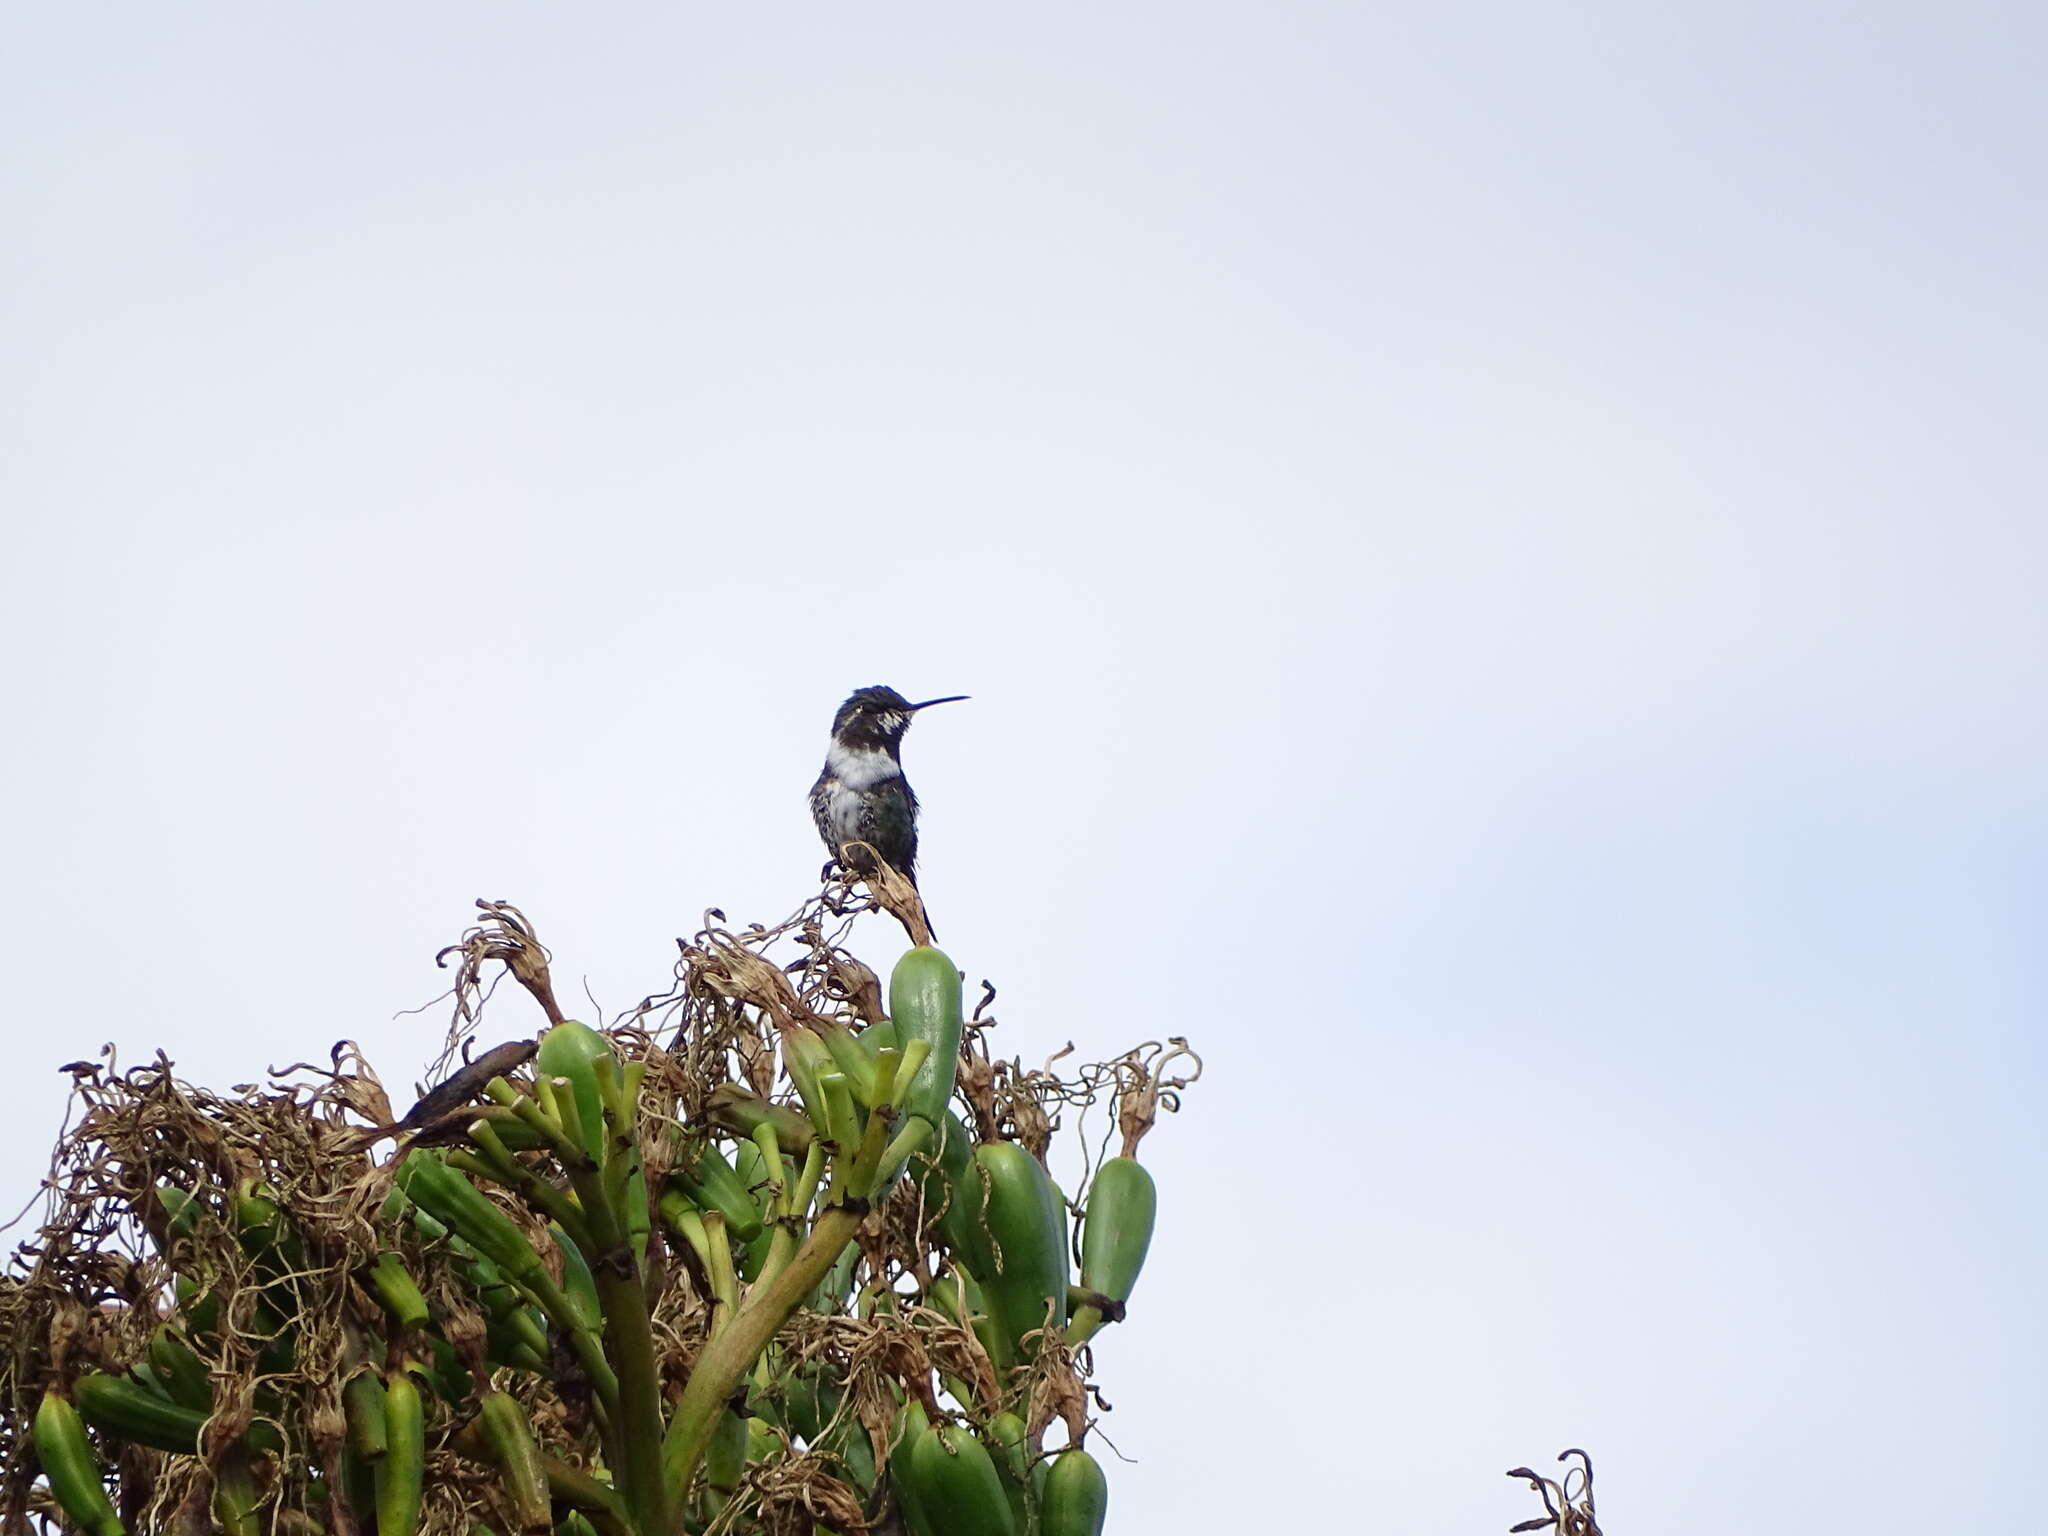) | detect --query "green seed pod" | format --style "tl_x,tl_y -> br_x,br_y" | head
1081,1158 -> 1156,1304
534,1019 -> 614,1163
211,1452 -> 259,1536
424,1332 -> 473,1405
778,1368 -> 876,1489
706,1084 -> 817,1154
343,1369 -> 388,1461
548,1226 -> 603,1332
907,1423 -> 1018,1536
151,1184 -> 205,1244
72,1371 -> 205,1456
124,1363 -> 172,1402
782,1365 -> 839,1445
908,1109 -> 984,1260
1039,1448 -> 1109,1536
985,1411 -> 1034,1528
703,1408 -> 749,1498
341,1444 -> 377,1525
888,1402 -> 937,1536
174,1273 -> 220,1336
475,1392 -> 550,1532
78,1368 -> 283,1458
231,1182 -> 310,1283
484,1320 -> 549,1374
927,1264 -> 1011,1377
677,1145 -> 766,1244
969,1144 -> 1070,1359
841,1417 -> 878,1492
532,1024 -> 645,1265
889,948 -> 963,1132
376,1367 -> 426,1536
33,1390 -> 124,1536
1070,1155 -> 1157,1344
397,1153 -> 544,1284
442,1236 -> 550,1365
364,1251 -> 433,1331
146,1328 -> 213,1414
